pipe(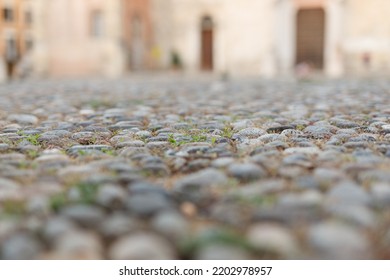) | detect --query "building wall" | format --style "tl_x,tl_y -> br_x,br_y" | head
121,0 -> 152,71
0,0 -> 33,79
27,0 -> 390,78
342,0 -> 390,76
152,0 -> 390,78
32,0 -> 124,78
152,0 -> 276,77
